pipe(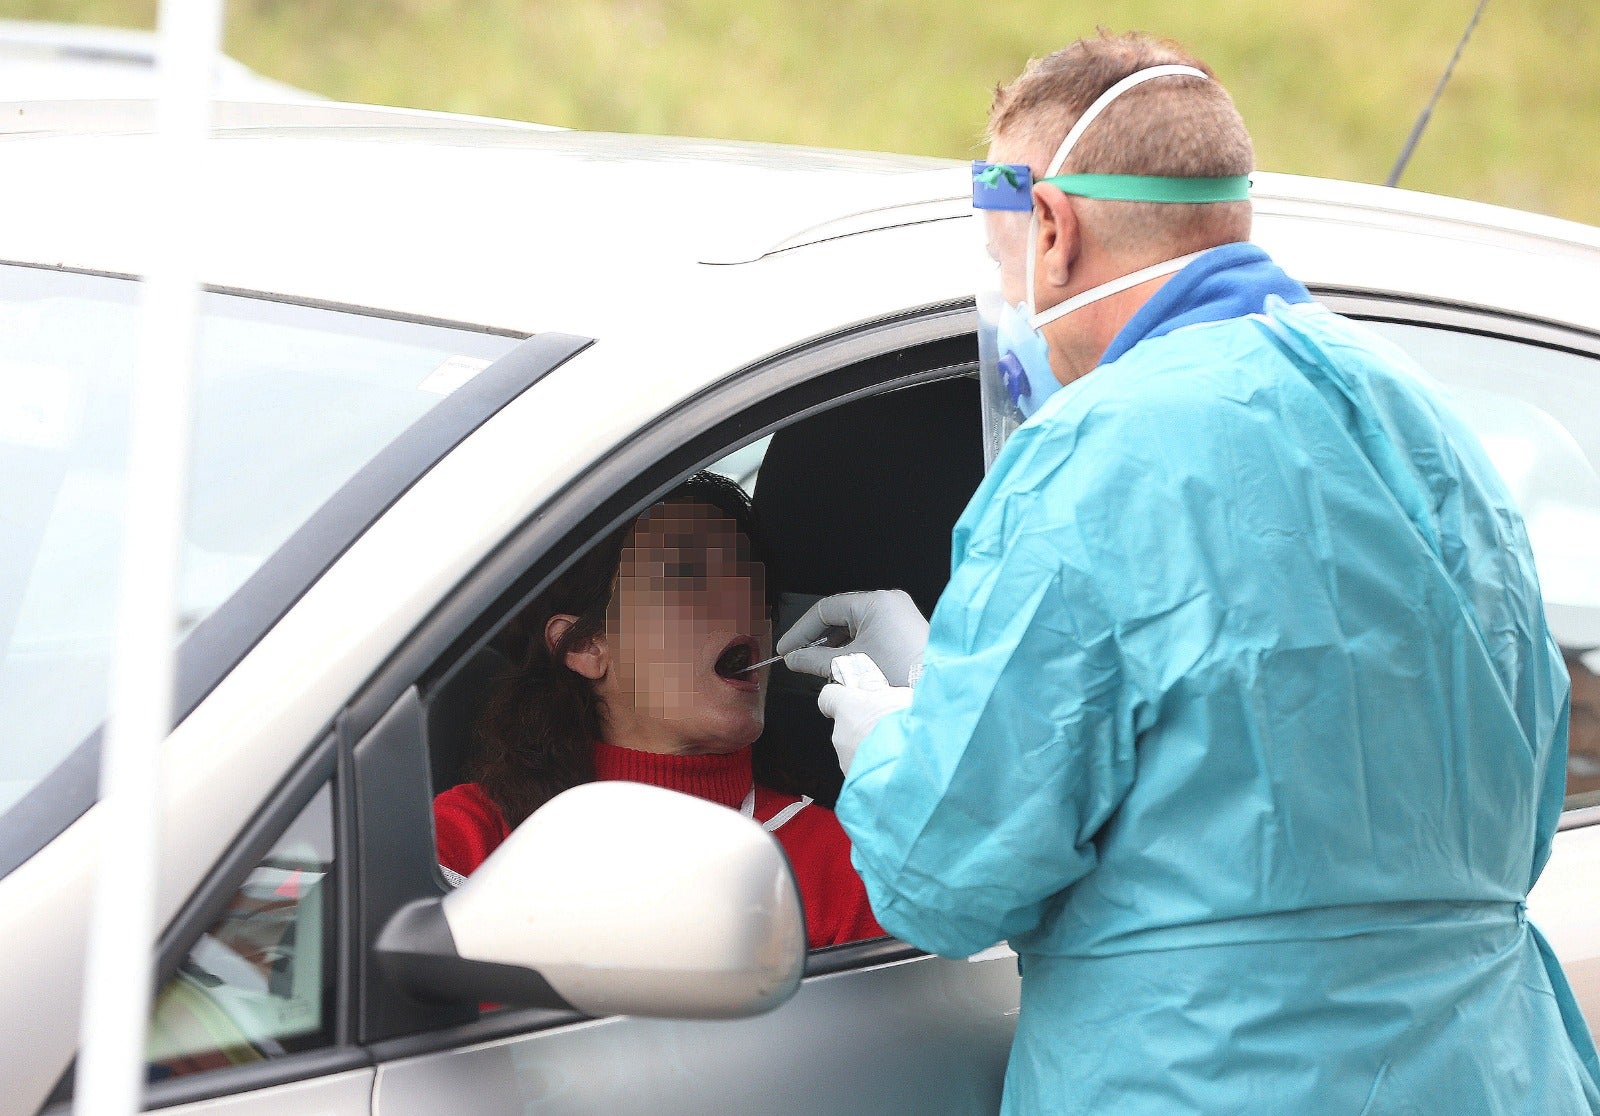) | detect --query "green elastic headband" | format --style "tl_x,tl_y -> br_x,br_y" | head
1040,173 -> 1250,203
